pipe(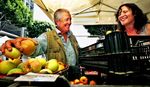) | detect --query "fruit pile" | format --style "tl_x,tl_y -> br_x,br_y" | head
70,76 -> 96,85
4,39 -> 37,59
0,58 -> 66,76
